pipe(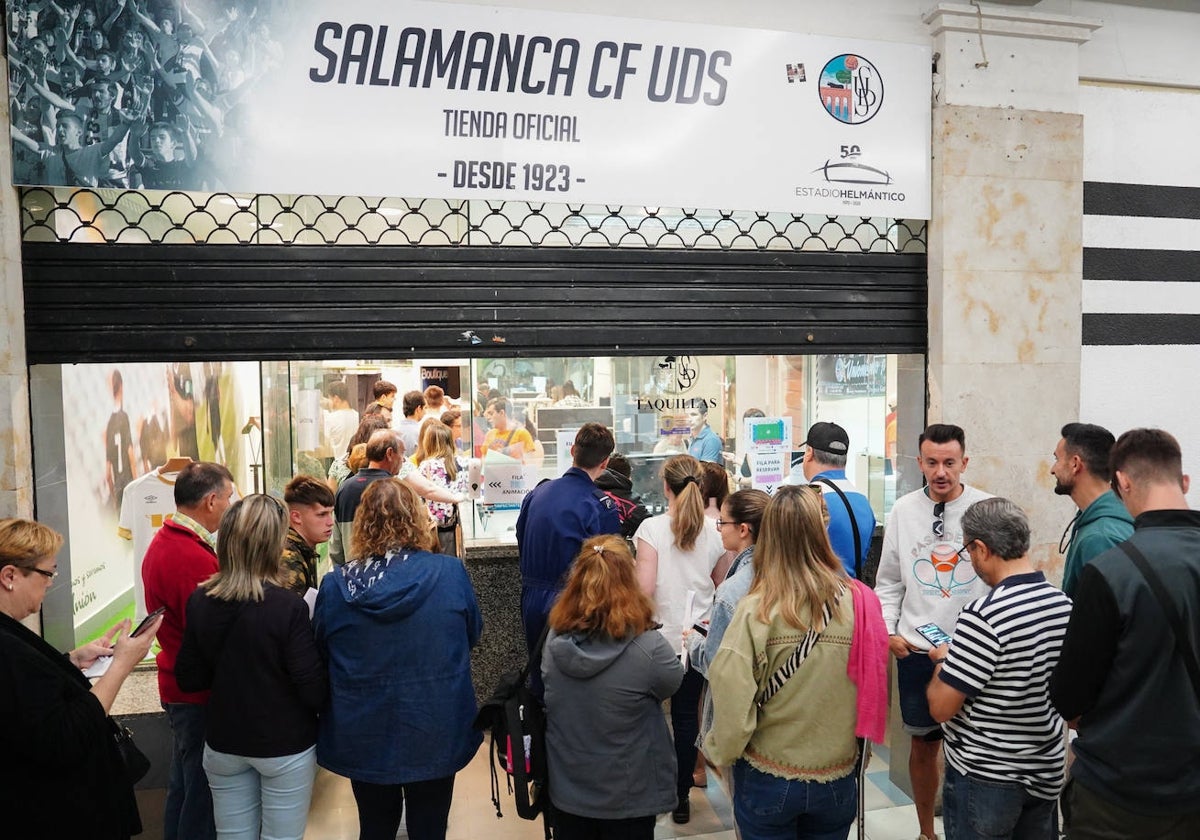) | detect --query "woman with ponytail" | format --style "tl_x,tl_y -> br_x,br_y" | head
542,536 -> 684,840
634,454 -> 726,823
